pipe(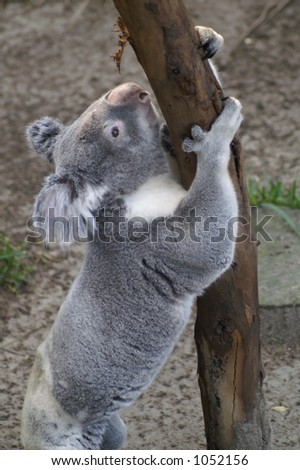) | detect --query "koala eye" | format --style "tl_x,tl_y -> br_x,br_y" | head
103,120 -> 127,144
111,126 -> 119,138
